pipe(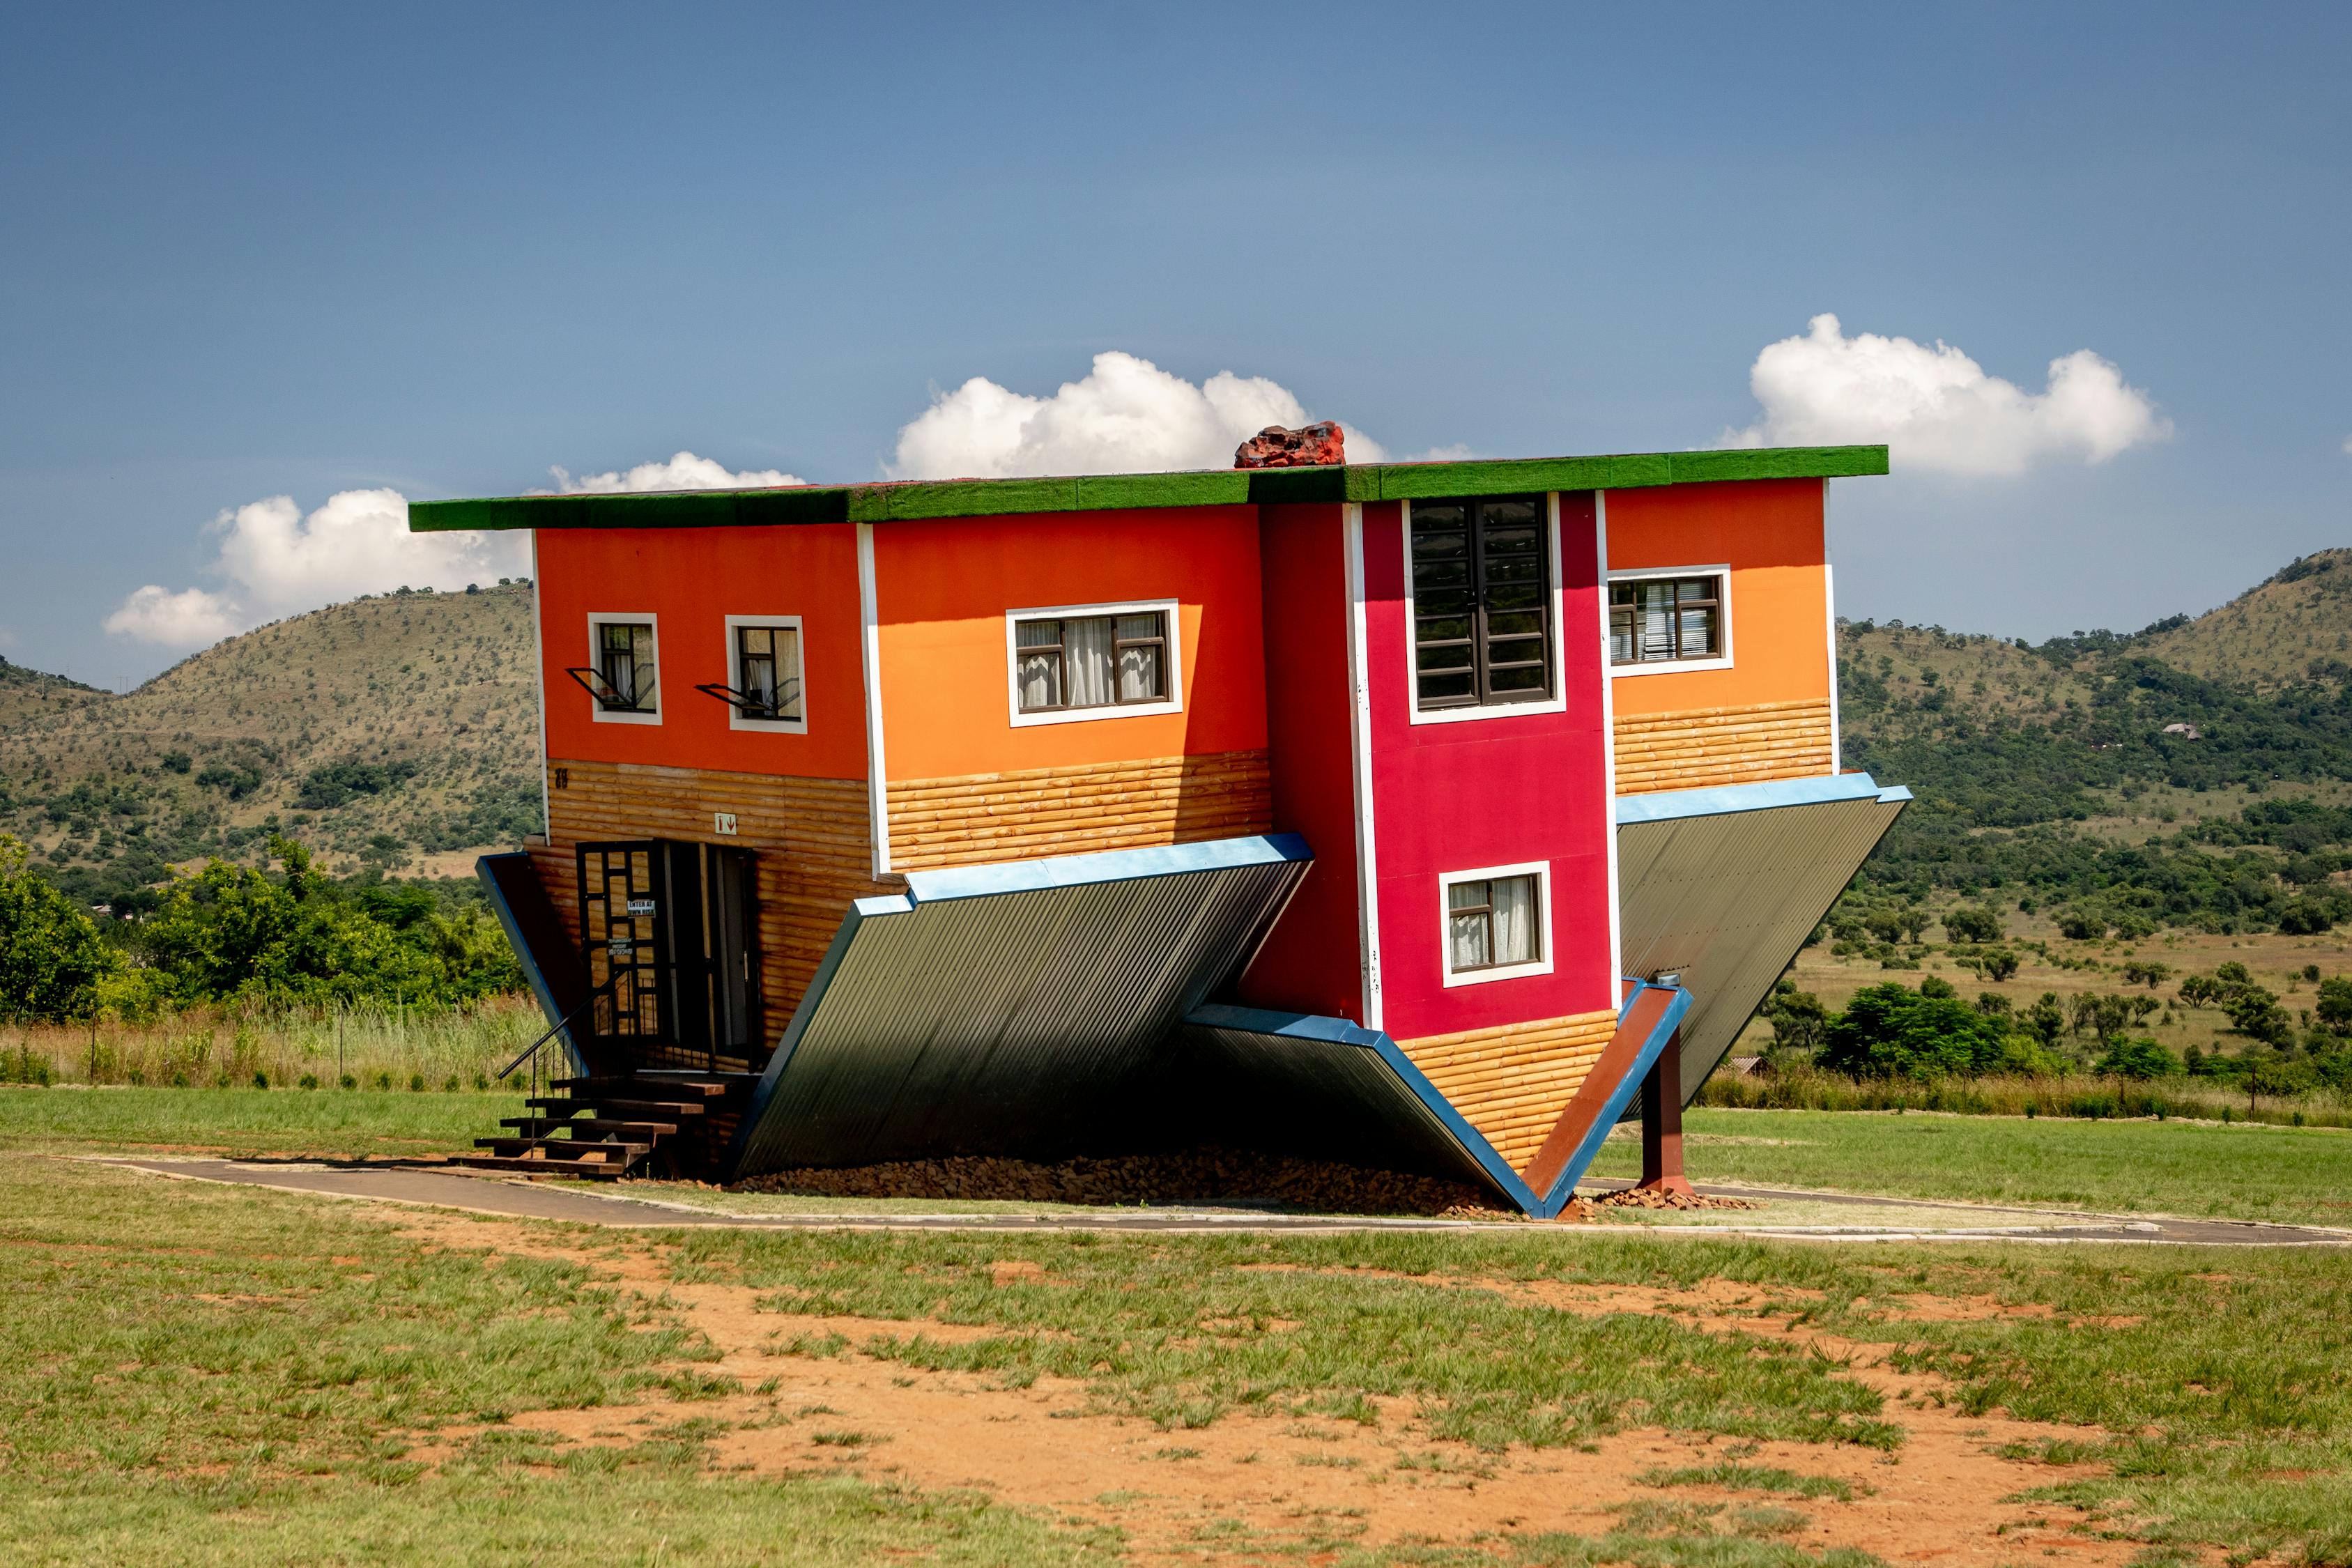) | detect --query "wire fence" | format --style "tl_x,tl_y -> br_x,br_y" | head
1698,1063 -> 2352,1129
0,995 -> 546,1091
